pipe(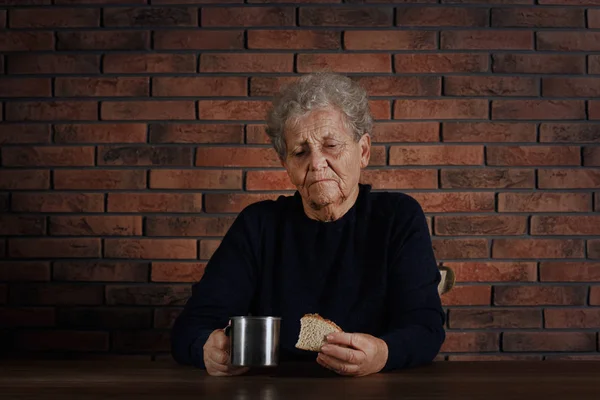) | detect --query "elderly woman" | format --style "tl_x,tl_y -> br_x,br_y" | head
171,72 -> 445,377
